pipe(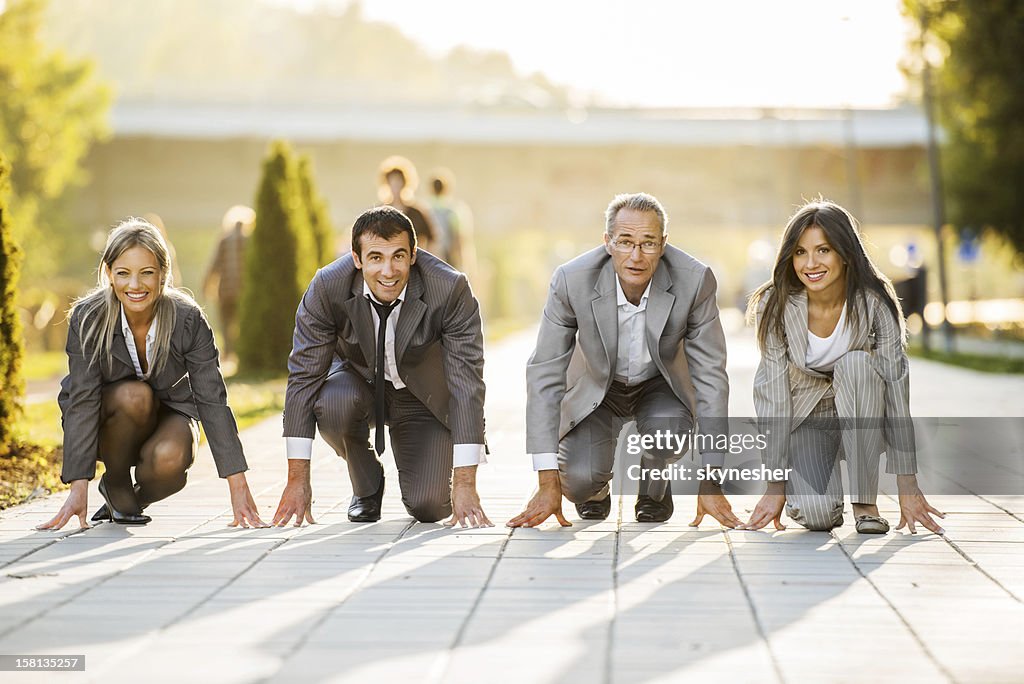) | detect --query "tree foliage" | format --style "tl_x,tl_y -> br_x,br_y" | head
237,141 -> 316,375
297,154 -> 335,267
0,0 -> 110,285
0,151 -> 24,455
904,0 -> 1024,253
